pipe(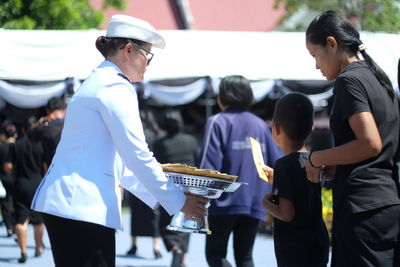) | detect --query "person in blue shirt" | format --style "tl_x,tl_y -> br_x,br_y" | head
262,93 -> 329,267
199,75 -> 281,267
